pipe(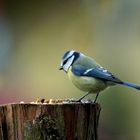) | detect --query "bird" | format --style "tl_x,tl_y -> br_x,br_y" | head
59,50 -> 140,103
